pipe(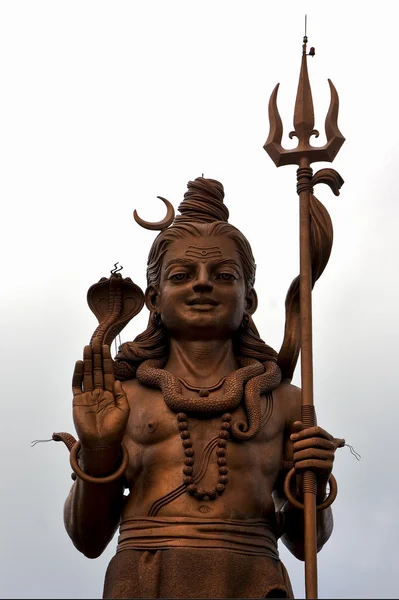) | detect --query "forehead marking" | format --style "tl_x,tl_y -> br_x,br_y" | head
185,245 -> 223,259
